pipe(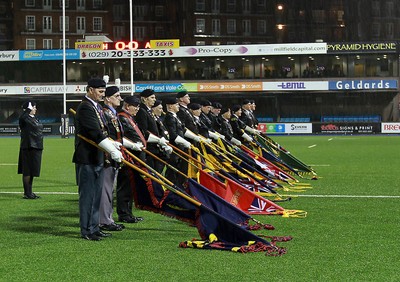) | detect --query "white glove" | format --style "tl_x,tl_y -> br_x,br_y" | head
162,144 -> 173,154
200,137 -> 212,144
216,132 -> 226,140
245,126 -> 258,135
158,137 -> 168,146
231,137 -> 242,146
242,132 -> 253,142
99,138 -> 123,162
184,129 -> 201,142
123,137 -> 143,151
208,131 -> 219,140
112,141 -> 122,150
147,132 -> 161,144
102,75 -> 110,84
175,135 -> 191,149
132,142 -> 144,151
